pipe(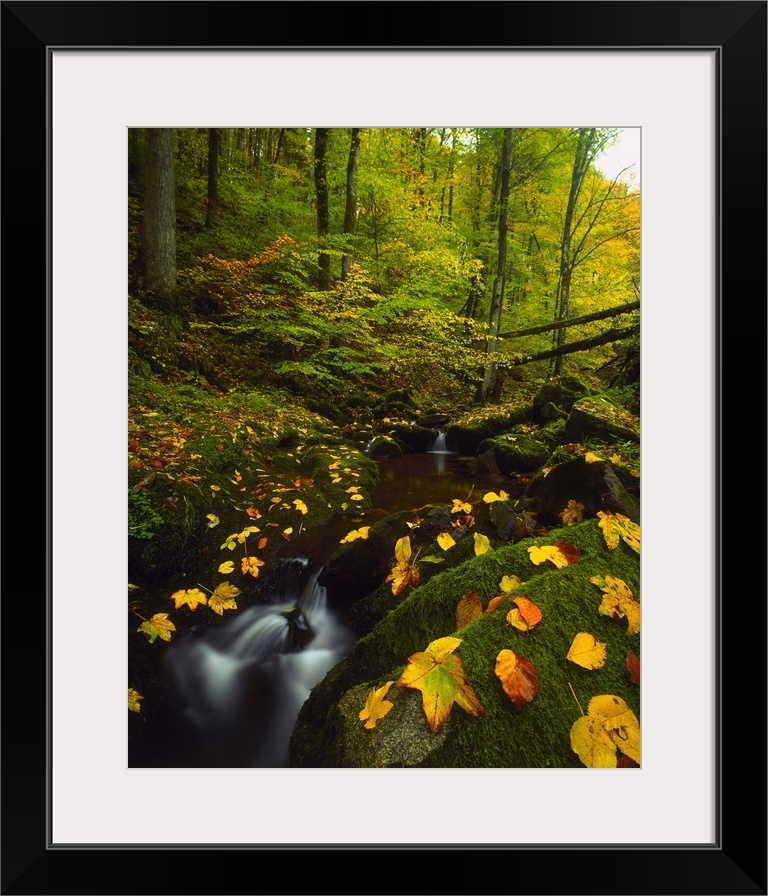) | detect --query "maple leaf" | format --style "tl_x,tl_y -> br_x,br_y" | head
451,498 -> 473,514
456,591 -> 482,629
218,560 -> 235,574
570,695 -> 640,767
584,452 -> 603,463
359,681 -> 395,729
209,581 -> 240,615
597,511 -> 640,554
566,632 -> 607,669
483,490 -> 509,504
506,597 -> 542,632
474,533 -> 491,555
559,499 -> 584,527
527,544 -> 569,568
626,650 -> 640,685
171,588 -> 207,610
241,556 -> 265,578
495,649 -> 538,711
590,575 -> 640,635
397,637 -> 485,734
137,613 -> 176,643
437,532 -> 456,550
128,688 -> 143,713
340,526 -> 370,544
553,542 -> 578,564
385,536 -> 420,595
